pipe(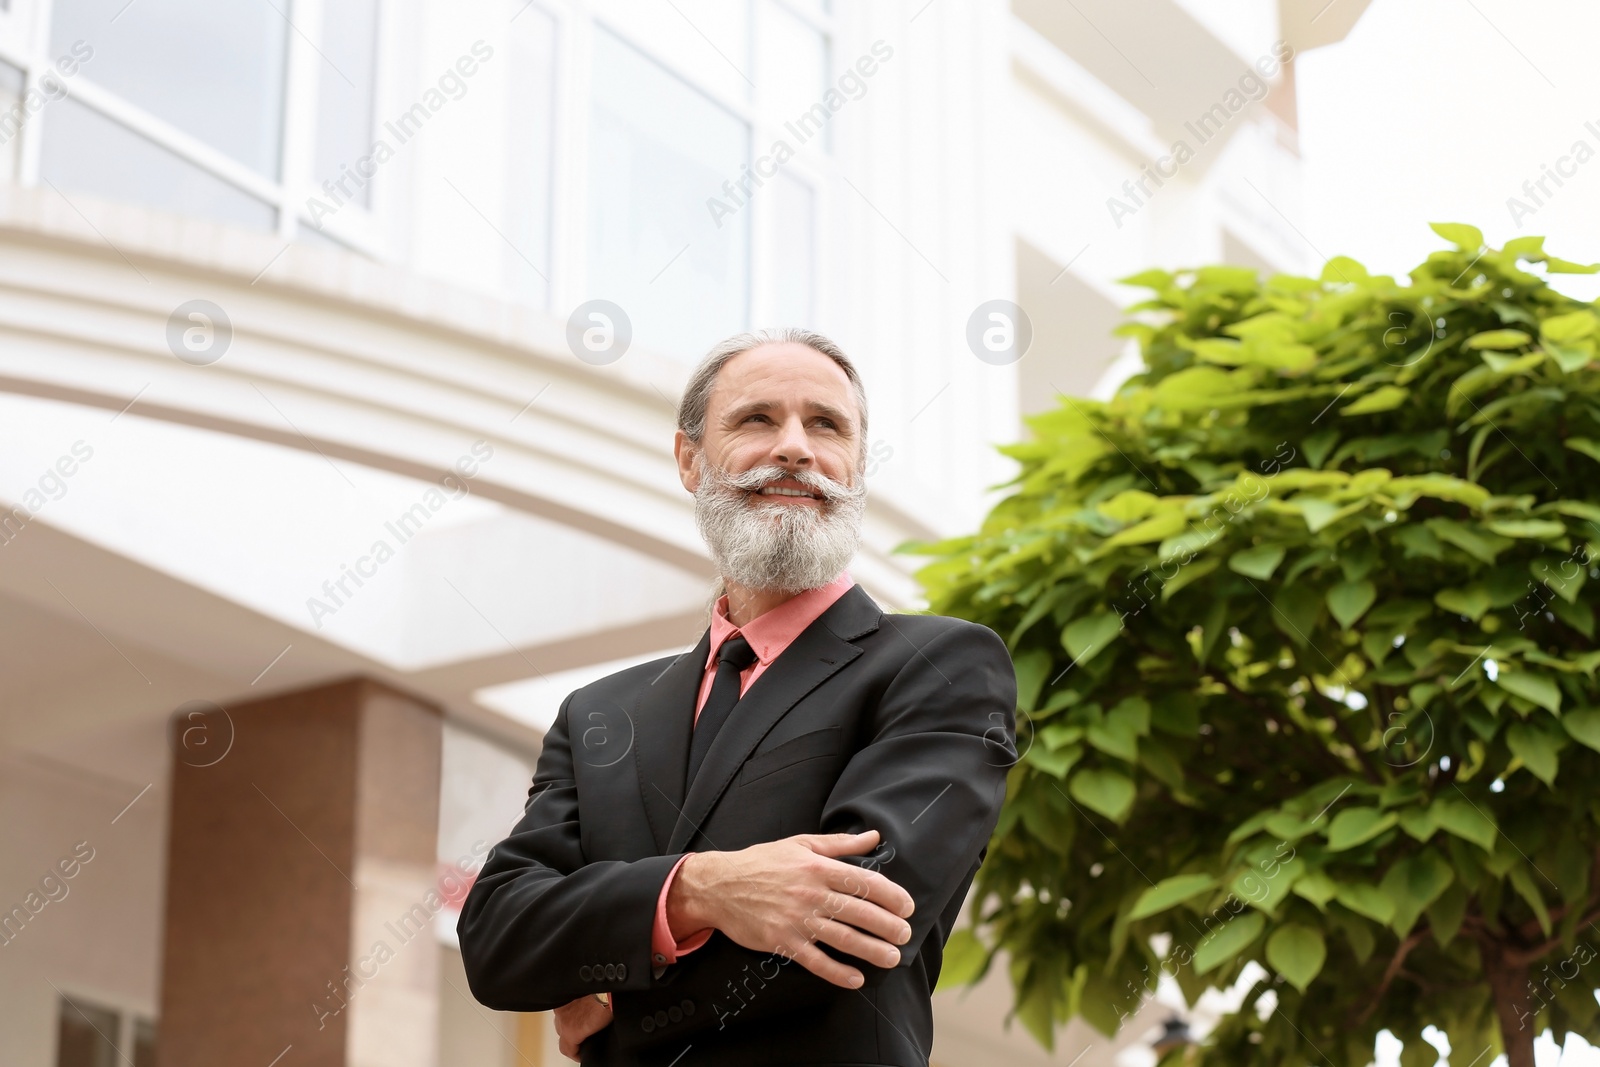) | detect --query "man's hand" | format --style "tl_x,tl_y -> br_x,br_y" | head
554,994 -> 611,1062
666,829 -> 915,989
